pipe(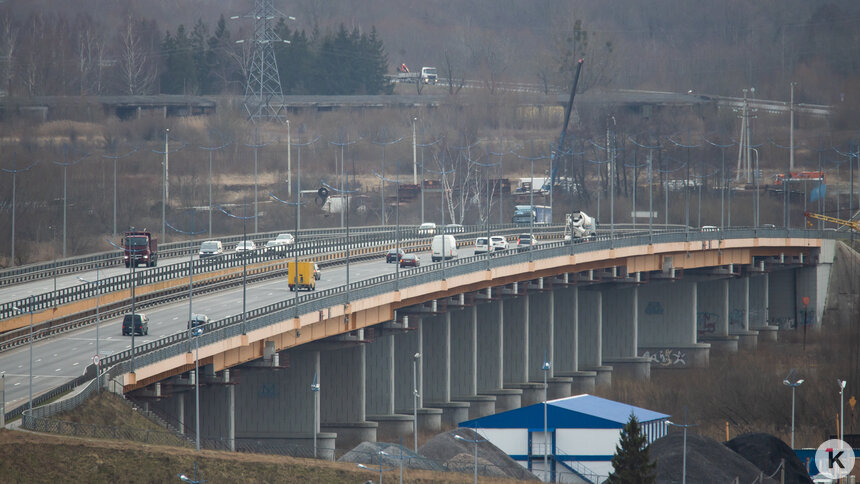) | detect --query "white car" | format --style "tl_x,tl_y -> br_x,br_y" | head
490,235 -> 509,251
264,239 -> 287,253
475,237 -> 491,254
235,240 -> 257,253
417,223 -> 437,236
198,240 -> 224,258
275,233 -> 295,245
